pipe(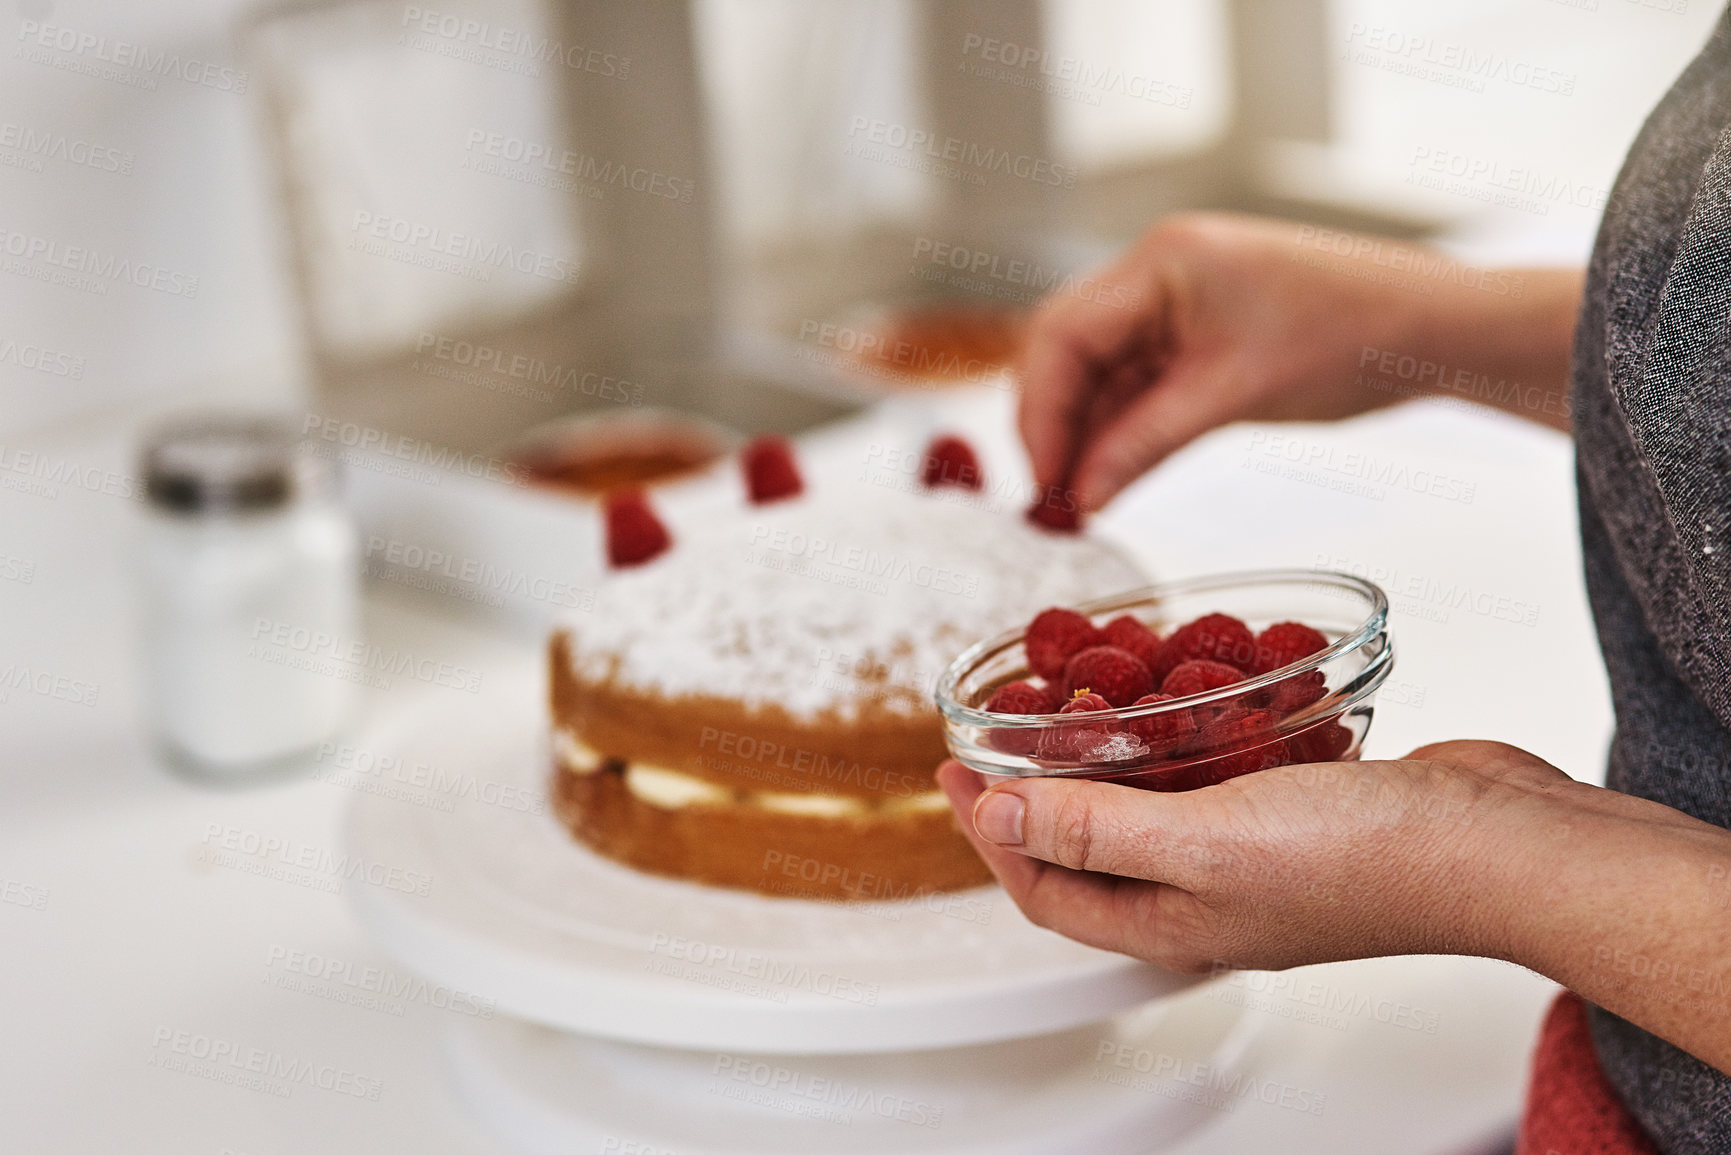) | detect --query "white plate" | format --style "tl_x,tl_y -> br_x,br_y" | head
445,990 -> 1256,1155
344,675 -> 1199,1054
